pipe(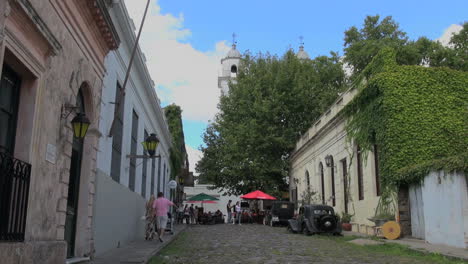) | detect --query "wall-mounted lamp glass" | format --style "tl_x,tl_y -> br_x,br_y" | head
71,113 -> 90,139
141,133 -> 159,156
